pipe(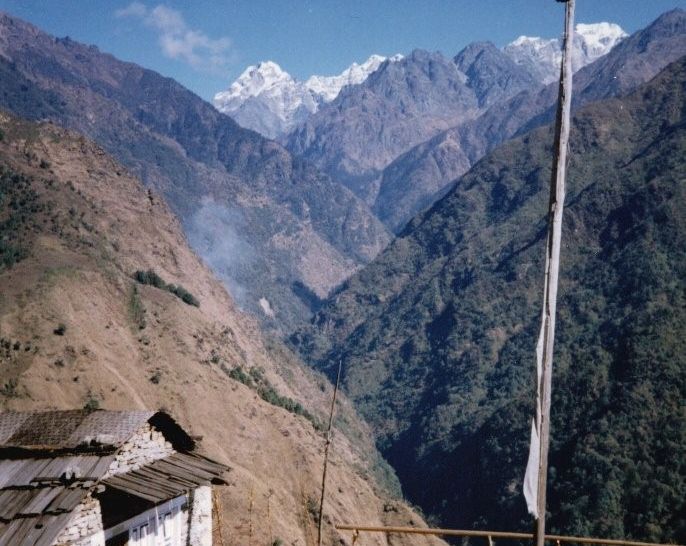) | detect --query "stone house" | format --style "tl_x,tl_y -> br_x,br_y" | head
0,410 -> 228,546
